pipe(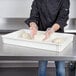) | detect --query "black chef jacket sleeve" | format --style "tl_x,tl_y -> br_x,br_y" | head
55,0 -> 70,29
25,0 -> 39,26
